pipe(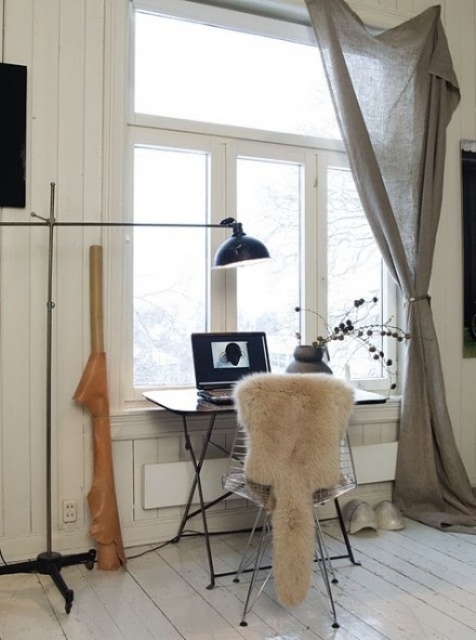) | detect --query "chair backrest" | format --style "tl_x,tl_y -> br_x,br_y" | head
224,425 -> 357,503
225,372 -> 355,607
234,372 -> 354,491
225,372 -> 357,501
